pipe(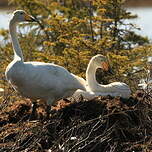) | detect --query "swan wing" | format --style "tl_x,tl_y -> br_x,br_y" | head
95,82 -> 131,98
110,82 -> 131,91
108,82 -> 131,98
7,61 -> 86,100
71,74 -> 89,91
